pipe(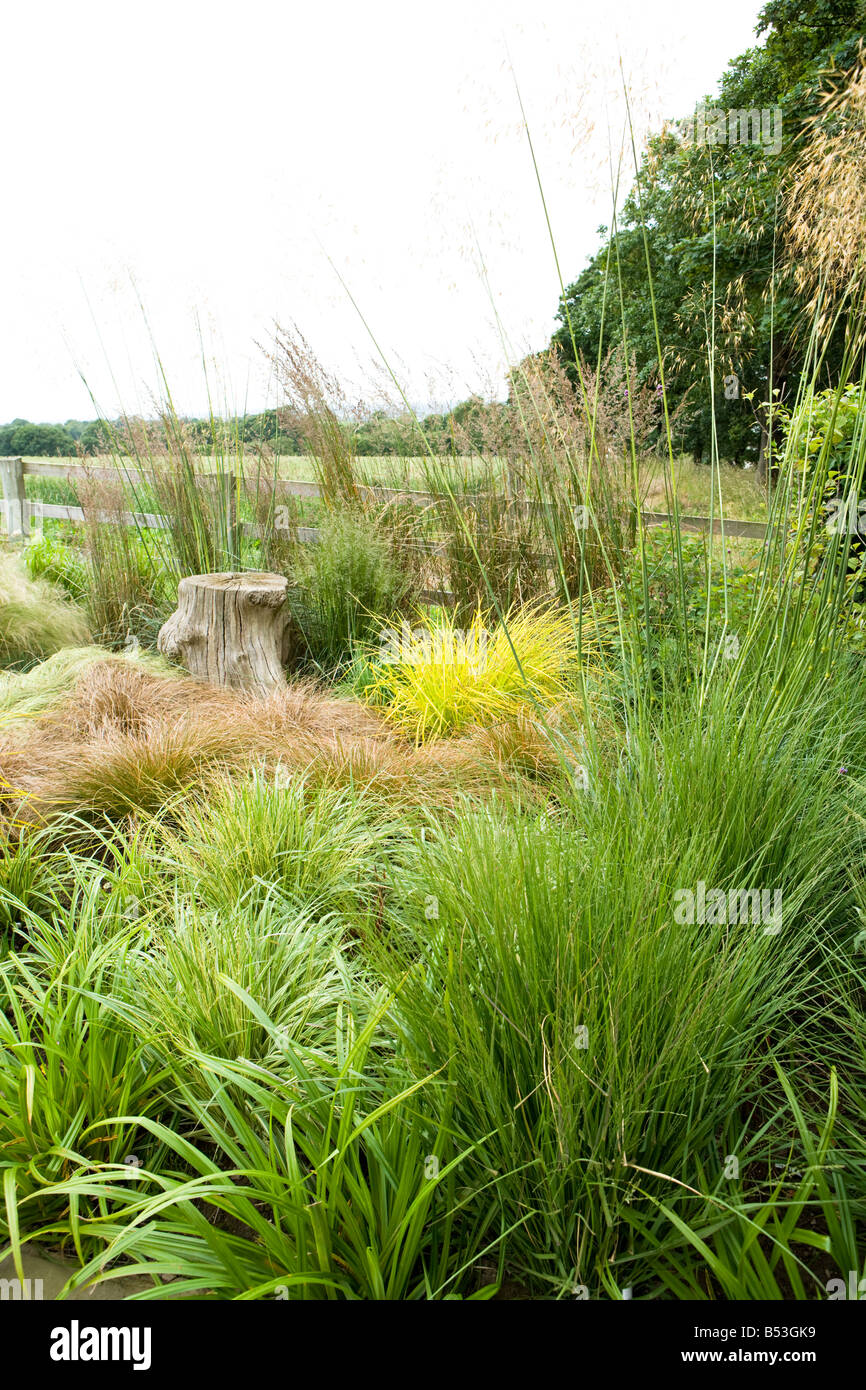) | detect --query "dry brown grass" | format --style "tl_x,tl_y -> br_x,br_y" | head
0,660 -> 545,826
471,709 -> 579,784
